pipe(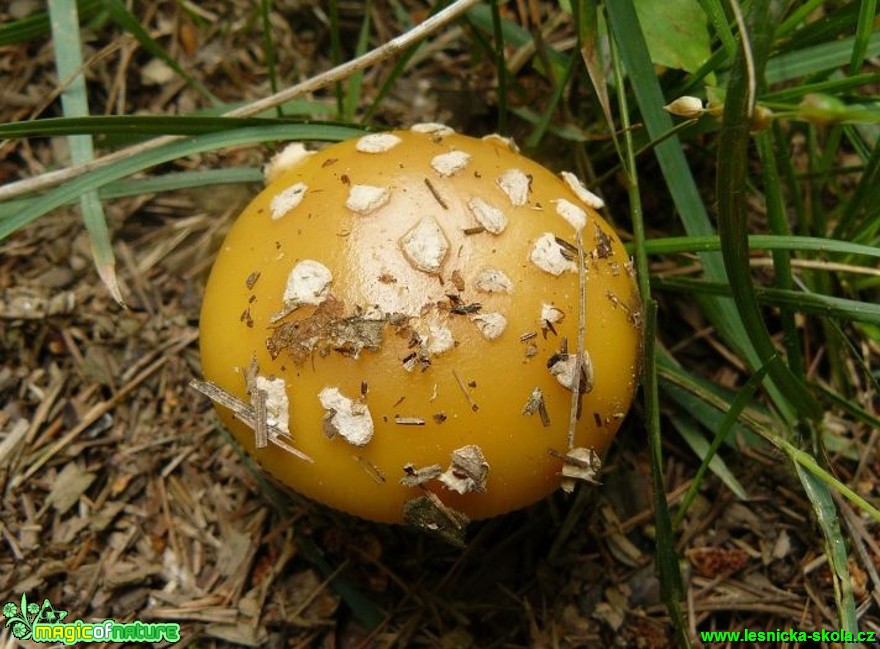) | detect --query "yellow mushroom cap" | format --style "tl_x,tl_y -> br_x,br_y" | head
199,127 -> 642,525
